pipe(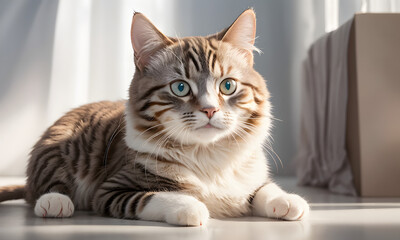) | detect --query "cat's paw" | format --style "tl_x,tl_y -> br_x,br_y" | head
165,196 -> 209,226
34,193 -> 74,218
265,194 -> 309,221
